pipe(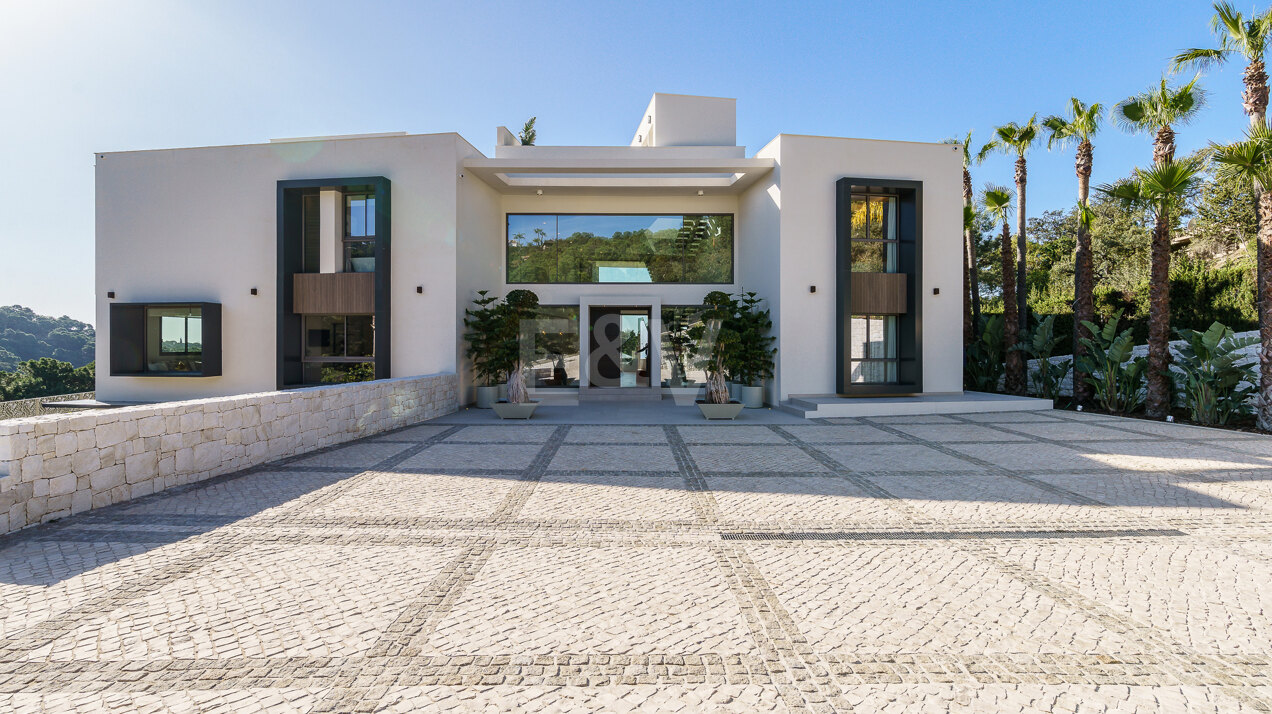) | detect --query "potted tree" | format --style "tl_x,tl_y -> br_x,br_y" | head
493,289 -> 542,419
463,290 -> 505,408
690,291 -> 745,419
732,291 -> 776,408
663,309 -> 694,388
